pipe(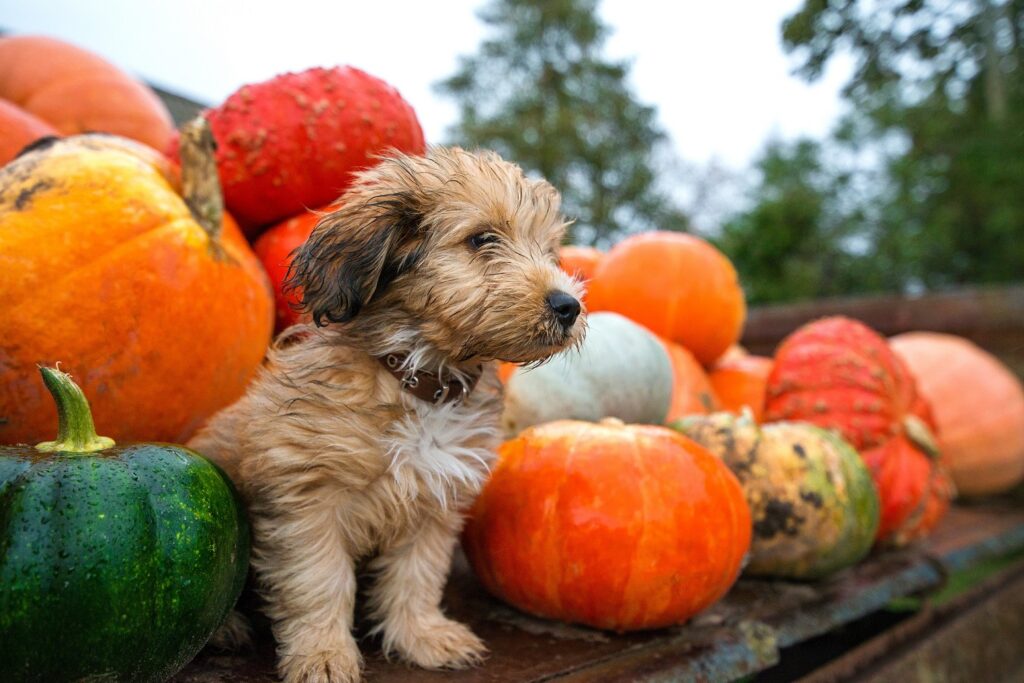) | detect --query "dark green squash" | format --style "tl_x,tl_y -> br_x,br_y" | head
0,367 -> 249,682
